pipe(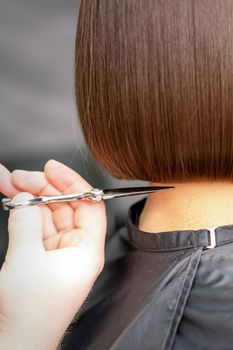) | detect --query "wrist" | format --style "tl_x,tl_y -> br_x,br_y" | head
0,303 -> 80,350
0,289 -> 85,350
0,324 -> 65,350
0,334 -> 59,350
0,333 -> 62,350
